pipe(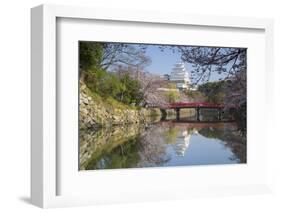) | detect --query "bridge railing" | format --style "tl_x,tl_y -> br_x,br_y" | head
168,102 -> 224,108
148,102 -> 238,109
